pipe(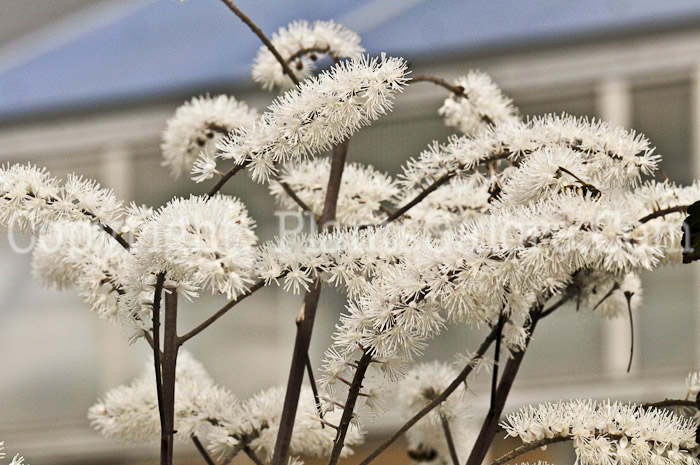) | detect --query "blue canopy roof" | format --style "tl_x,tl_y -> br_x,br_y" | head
1,0 -> 700,119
